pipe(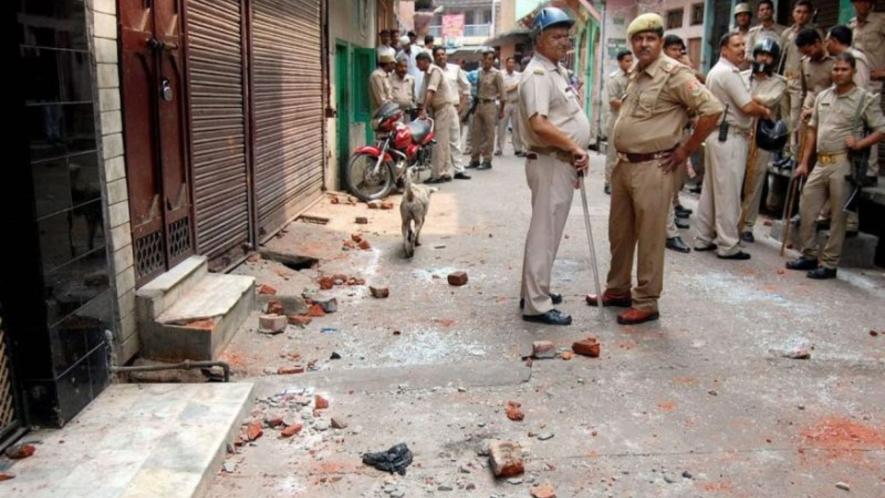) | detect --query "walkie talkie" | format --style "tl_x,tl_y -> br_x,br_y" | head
718,105 -> 730,142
